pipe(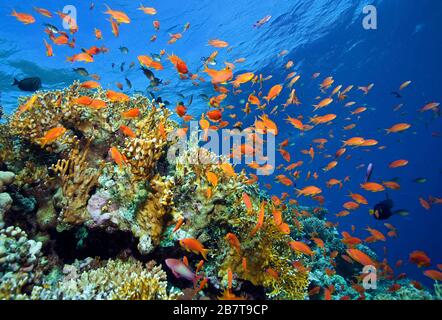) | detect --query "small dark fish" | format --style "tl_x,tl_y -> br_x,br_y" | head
150,77 -> 162,87
129,61 -> 135,69
141,67 -> 155,81
12,77 -> 41,92
177,93 -> 185,99
89,2 -> 95,10
44,23 -> 59,34
119,46 -> 129,54
365,163 -> 373,183
111,63 -> 115,69
199,94 -> 209,101
201,57 -> 216,66
413,177 -> 427,184
125,77 -> 132,89
151,53 -> 161,62
73,67 -> 89,77
390,91 -> 402,98
120,62 -> 125,72
188,94 -> 193,107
